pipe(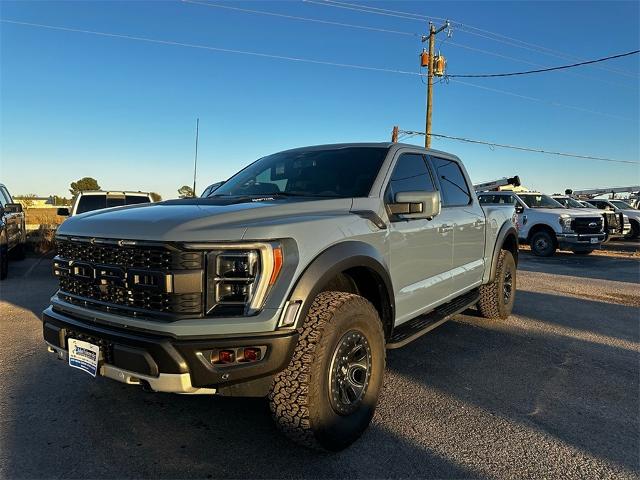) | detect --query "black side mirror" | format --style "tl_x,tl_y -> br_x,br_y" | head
515,204 -> 524,214
4,203 -> 23,214
57,207 -> 70,216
